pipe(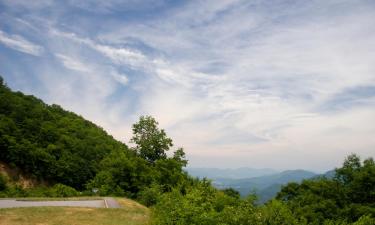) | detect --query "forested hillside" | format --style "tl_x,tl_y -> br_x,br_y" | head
0,77 -> 129,189
0,76 -> 188,198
